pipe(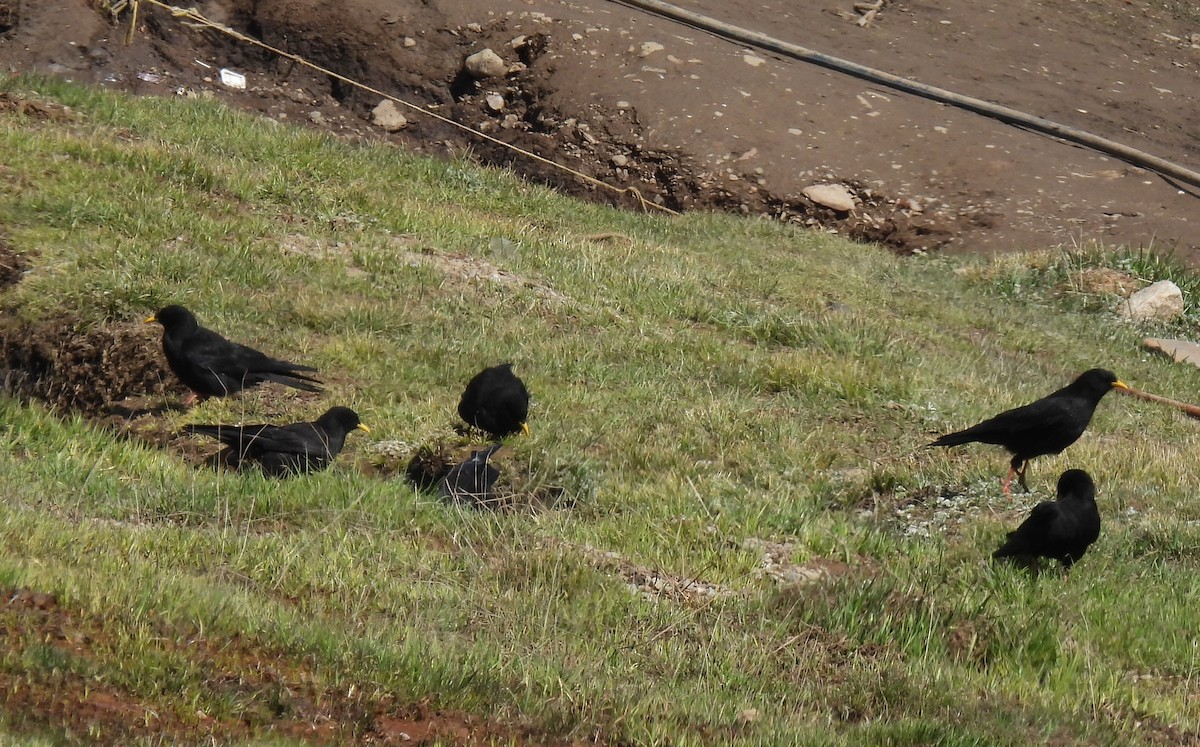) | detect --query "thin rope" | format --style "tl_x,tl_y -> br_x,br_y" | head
123,0 -> 680,216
